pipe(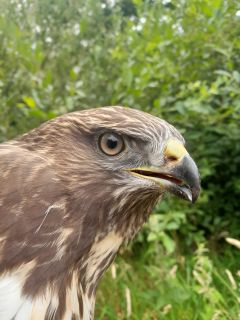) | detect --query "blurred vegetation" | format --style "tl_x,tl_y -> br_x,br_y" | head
0,0 -> 240,319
